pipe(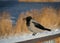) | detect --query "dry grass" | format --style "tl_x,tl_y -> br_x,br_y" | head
14,7 -> 60,36
0,7 -> 60,38
14,12 -> 31,36
0,12 -> 13,38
